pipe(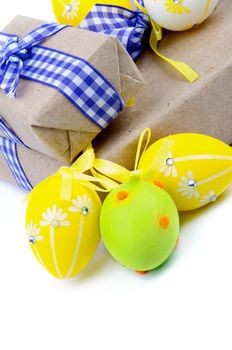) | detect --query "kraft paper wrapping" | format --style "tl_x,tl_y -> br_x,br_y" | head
94,0 -> 232,168
0,143 -> 66,188
0,15 -> 144,163
1,1 -> 232,190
